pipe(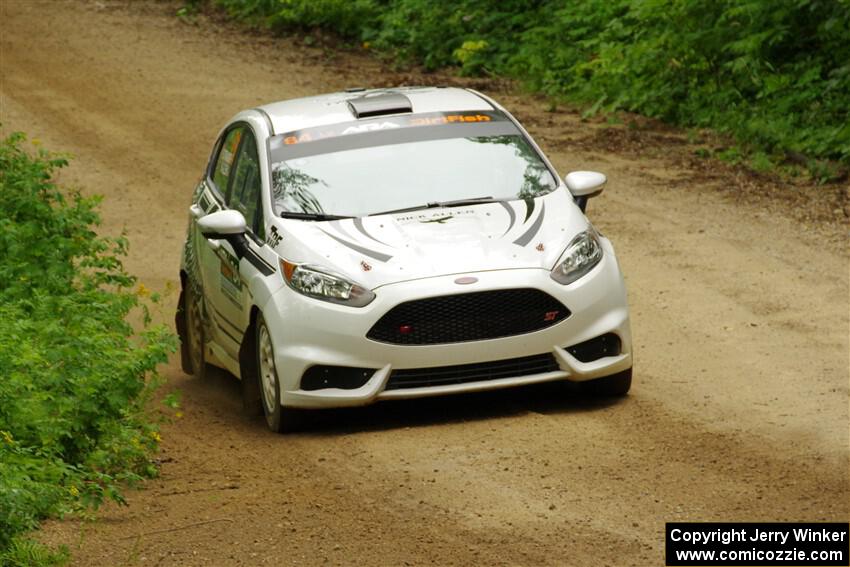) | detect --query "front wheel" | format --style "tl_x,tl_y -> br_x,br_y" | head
579,367 -> 632,396
256,313 -> 306,433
